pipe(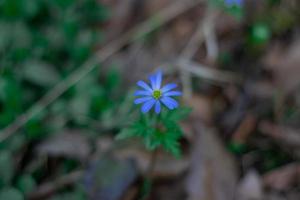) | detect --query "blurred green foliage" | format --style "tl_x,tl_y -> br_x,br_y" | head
0,0 -> 121,199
